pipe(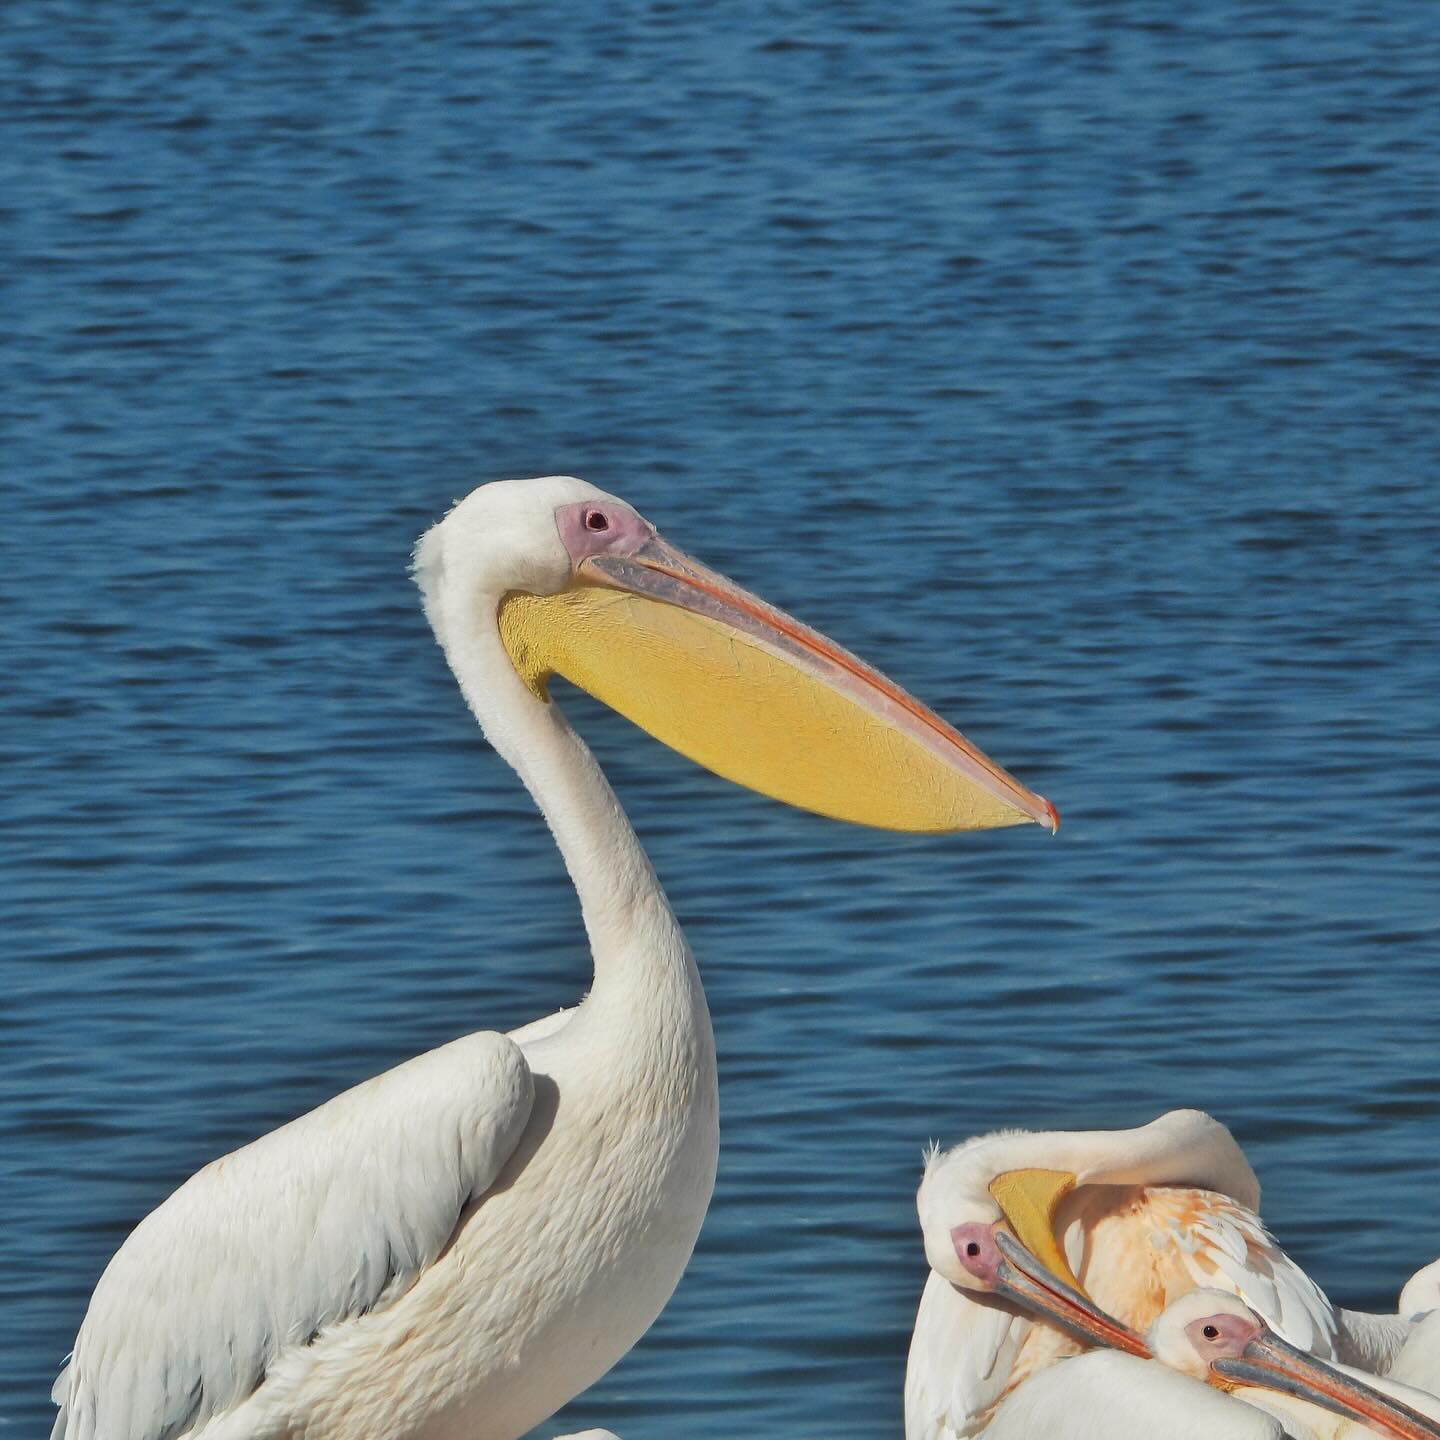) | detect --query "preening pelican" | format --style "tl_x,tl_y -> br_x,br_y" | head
52,477 -> 1054,1440
906,1109 -> 1338,1439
